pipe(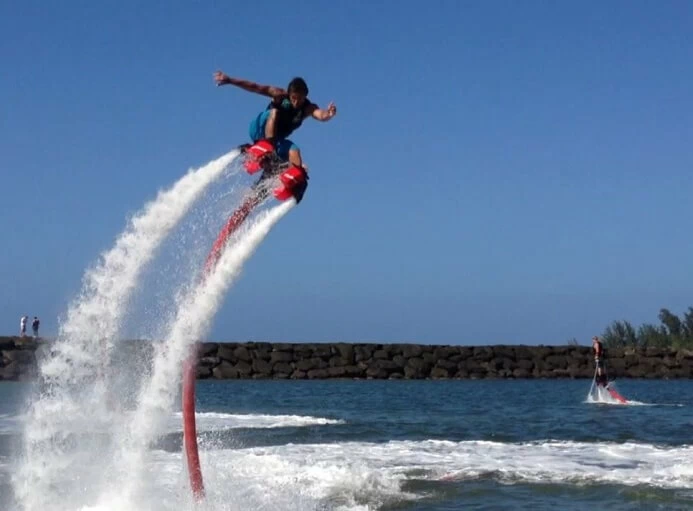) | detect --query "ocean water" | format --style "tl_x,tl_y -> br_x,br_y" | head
1,378 -> 692,510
